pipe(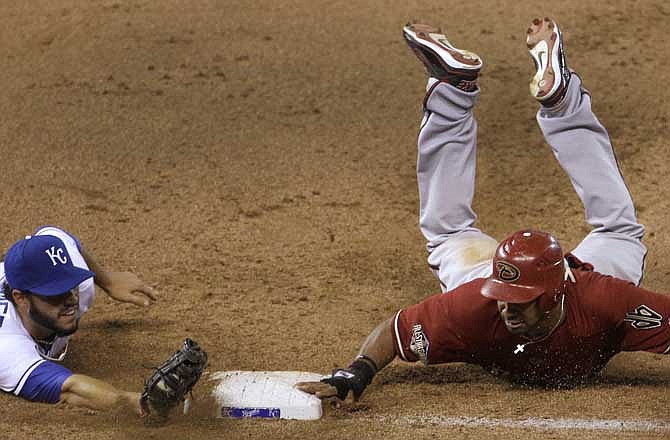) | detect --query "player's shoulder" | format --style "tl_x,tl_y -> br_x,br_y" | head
571,269 -> 635,298
565,257 -> 667,335
442,278 -> 499,318
567,268 -> 641,325
434,278 -> 491,305
0,299 -> 27,338
444,278 -> 500,341
410,278 -> 494,317
0,317 -> 36,357
449,277 -> 490,300
399,278 -> 498,348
